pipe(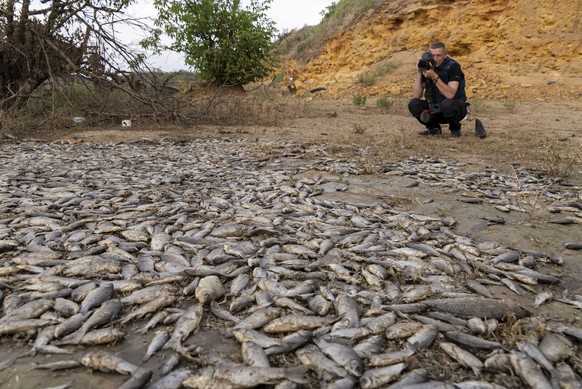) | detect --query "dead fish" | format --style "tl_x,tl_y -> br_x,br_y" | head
308,294 -> 332,316
423,297 -> 530,320
313,337 -> 363,377
466,318 -> 488,335
295,344 -> 350,378
80,351 -> 138,375
439,341 -> 483,376
30,360 -> 82,371
120,294 -> 176,324
453,382 -> 507,389
0,319 -> 56,335
138,310 -> 169,334
534,291 -> 553,308
120,284 -> 177,306
233,307 -> 282,331
229,294 -> 256,314
554,362 -> 582,389
516,340 -> 556,374
274,297 -> 313,314
1,298 -> 54,321
77,328 -> 127,345
465,280 -> 494,299
164,303 -> 204,351
79,282 -> 113,314
410,315 -> 460,333
399,285 -> 433,304
233,328 -> 281,349
500,277 -> 523,295
143,330 -> 170,361
158,354 -> 181,375
70,281 -> 98,303
229,273 -> 250,295
59,299 -> 122,344
148,368 -> 191,389
538,333 -> 573,363
385,368 -> 428,389
182,364 -> 309,388
118,368 -> 153,389
360,363 -> 406,389
194,276 -> 226,304
53,298 -> 80,317
484,353 -> 513,373
510,351 -> 553,389
241,341 -> 271,367
385,322 -> 424,340
265,330 -> 313,356
353,334 -> 385,359
53,313 -> 89,338
405,324 -> 438,352
564,242 -> 582,250
323,327 -> 372,343
488,251 -> 520,264
361,312 -> 396,334
367,349 -> 415,368
210,300 -> 241,323
263,314 -> 339,333
445,331 -> 508,351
